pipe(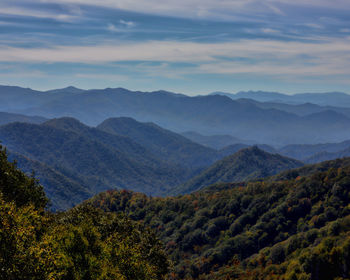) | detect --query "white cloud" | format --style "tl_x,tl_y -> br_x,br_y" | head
107,24 -> 121,33
0,6 -> 79,22
261,28 -> 280,34
119,19 -> 135,28
302,23 -> 324,29
1,38 -> 350,79
35,0 -> 350,20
